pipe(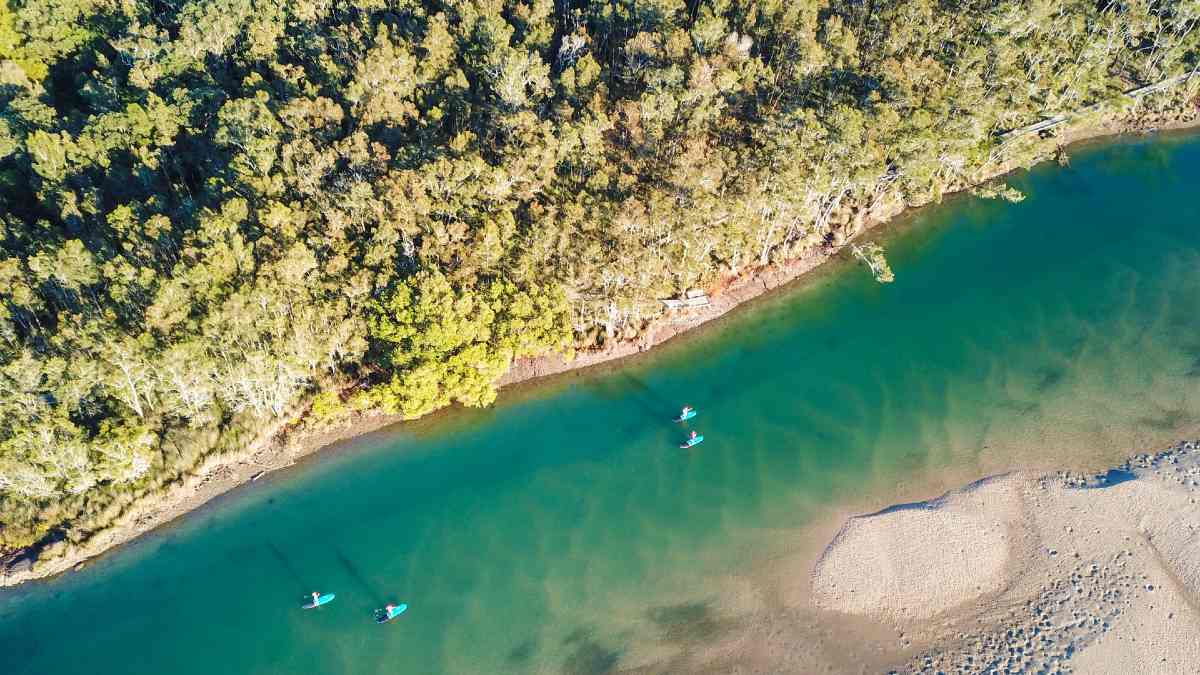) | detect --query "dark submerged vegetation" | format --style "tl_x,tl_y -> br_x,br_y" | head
0,0 -> 1198,558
